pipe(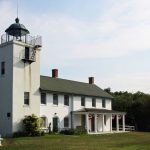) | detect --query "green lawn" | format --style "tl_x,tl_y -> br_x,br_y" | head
1,132 -> 150,150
